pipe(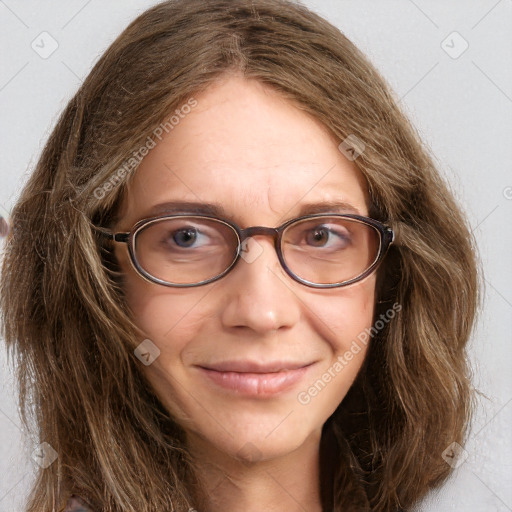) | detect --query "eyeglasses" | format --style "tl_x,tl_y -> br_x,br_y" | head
96,213 -> 394,288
